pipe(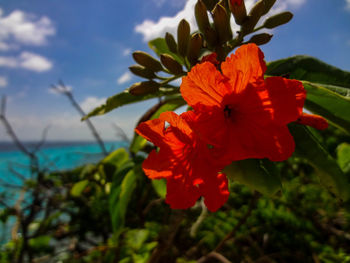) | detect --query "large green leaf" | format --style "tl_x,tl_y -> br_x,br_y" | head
83,88 -> 180,120
100,148 -> 130,179
266,55 -> 350,88
302,81 -> 350,133
148,38 -> 183,64
289,124 -> 350,202
109,167 -> 139,233
223,159 -> 282,196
